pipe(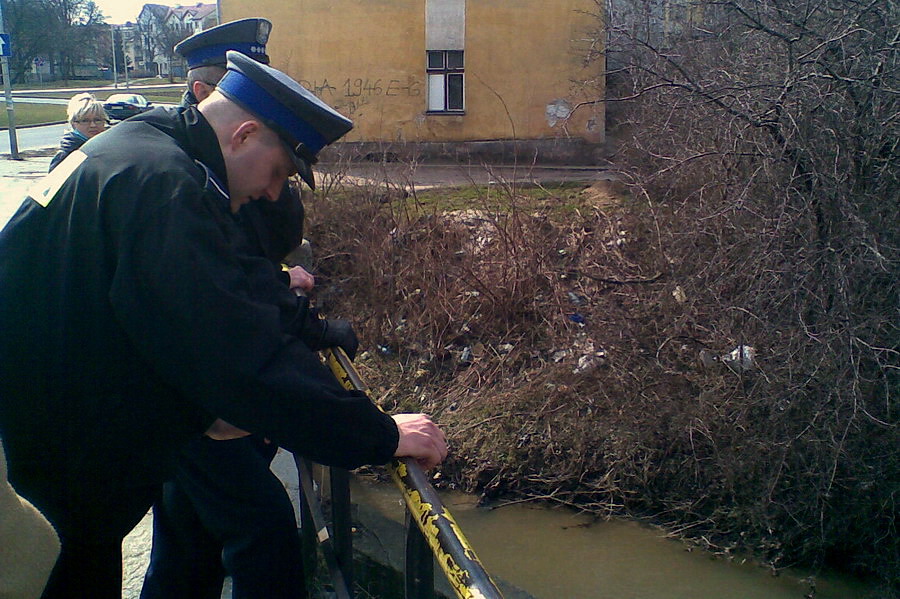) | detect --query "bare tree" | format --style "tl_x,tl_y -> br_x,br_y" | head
44,0 -> 104,80
4,0 -> 49,83
4,0 -> 107,83
150,21 -> 190,82
572,0 -> 899,586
